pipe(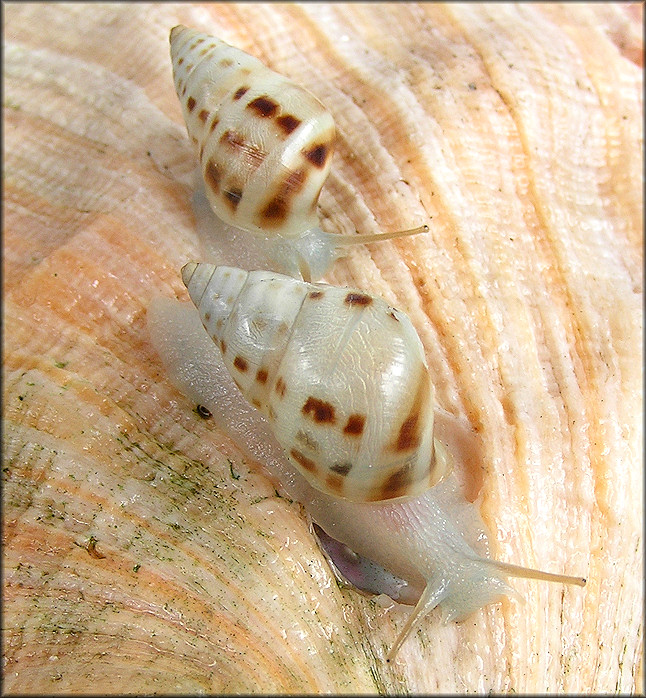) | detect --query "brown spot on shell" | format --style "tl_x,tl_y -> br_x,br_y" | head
268,405 -> 277,421
391,376 -> 430,453
256,368 -> 268,384
178,57 -> 184,66
204,312 -> 211,322
261,198 -> 287,222
209,116 -> 220,133
198,109 -> 209,123
380,464 -> 413,499
290,449 -> 317,473
233,86 -> 249,100
251,398 -> 261,409
220,339 -> 227,354
396,415 -> 421,452
388,310 -> 400,322
330,462 -> 353,476
259,169 -> 307,225
345,292 -> 373,307
205,160 -> 221,194
247,95 -> 279,118
277,114 -> 302,135
343,415 -> 365,436
220,58 -> 233,68
275,377 -> 287,398
187,96 -> 196,112
308,290 -> 325,300
302,397 -> 335,424
233,355 -> 248,372
325,473 -> 344,494
302,143 -> 330,168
